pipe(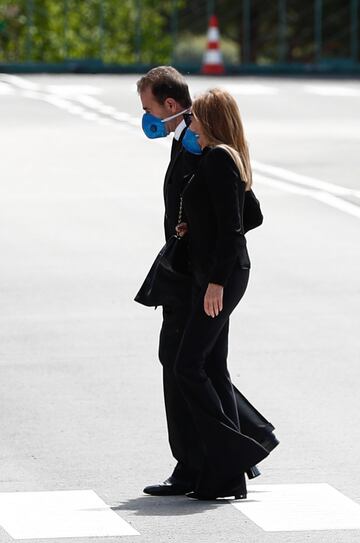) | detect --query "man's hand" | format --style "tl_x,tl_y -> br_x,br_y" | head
204,282 -> 223,318
175,222 -> 188,237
